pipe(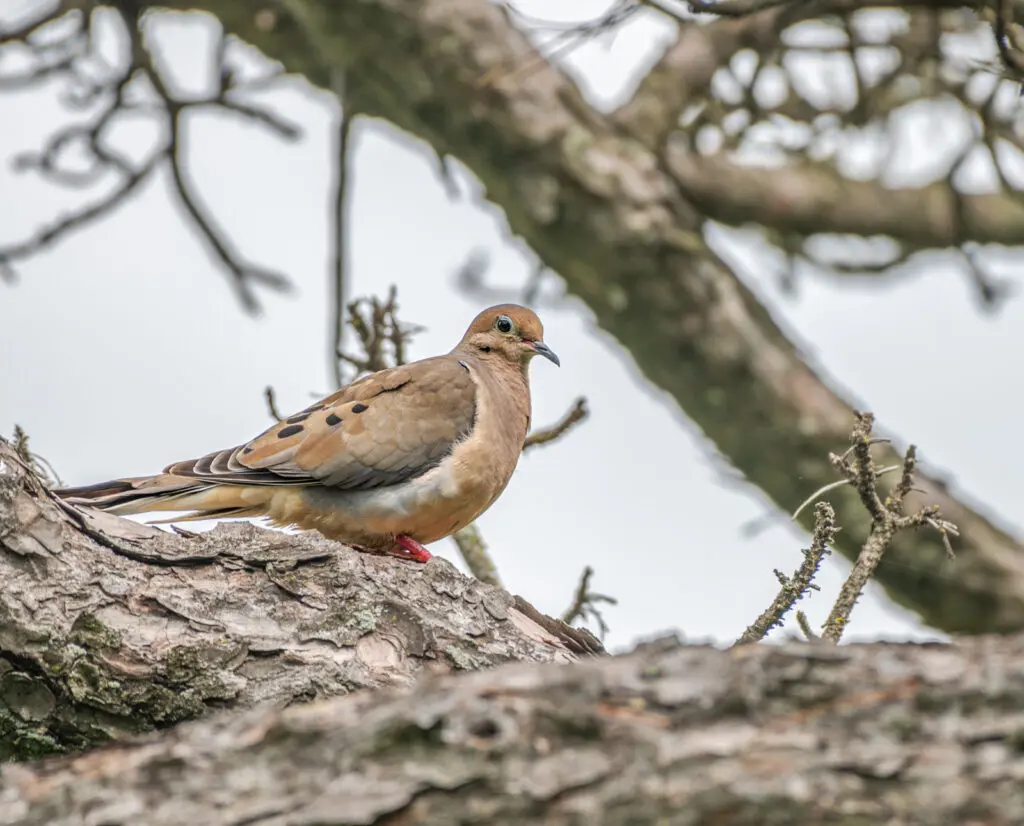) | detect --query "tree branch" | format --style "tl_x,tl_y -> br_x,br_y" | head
5,632 -> 1024,823
523,397 -> 589,451
0,436 -> 601,761
666,149 -> 1024,253
450,523 -> 502,588
736,501 -> 836,644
